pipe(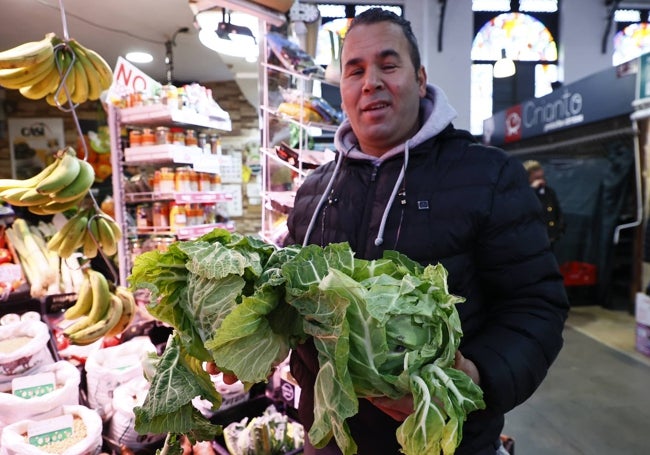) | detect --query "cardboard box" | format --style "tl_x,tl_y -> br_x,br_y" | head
635,292 -> 650,357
